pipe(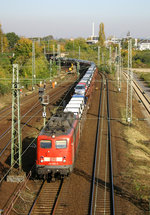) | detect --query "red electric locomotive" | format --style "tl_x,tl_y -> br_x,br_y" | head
36,112 -> 80,179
